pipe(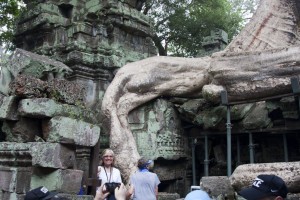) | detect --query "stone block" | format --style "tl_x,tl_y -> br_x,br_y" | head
202,106 -> 226,129
158,192 -> 180,200
0,167 -> 31,193
7,48 -> 72,79
177,99 -> 206,124
9,75 -> 48,98
200,176 -> 234,199
280,97 -> 299,119
0,142 -> 33,167
31,143 -> 76,169
132,99 -> 188,160
231,103 -> 254,121
18,98 -> 98,123
47,78 -> 85,106
18,98 -> 60,118
2,118 -> 42,142
155,162 -> 186,181
31,168 -> 83,194
43,116 -> 100,146
9,75 -> 85,106
0,95 -> 19,120
57,193 -> 94,200
230,162 -> 300,193
287,193 -> 300,200
76,147 -> 91,182
242,102 -> 271,130
0,191 -> 25,200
